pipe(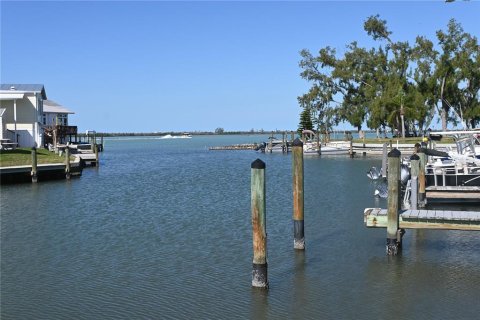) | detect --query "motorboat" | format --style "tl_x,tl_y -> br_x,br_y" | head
424,130 -> 480,188
302,130 -> 351,155
264,136 -> 288,153
179,133 -> 192,138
